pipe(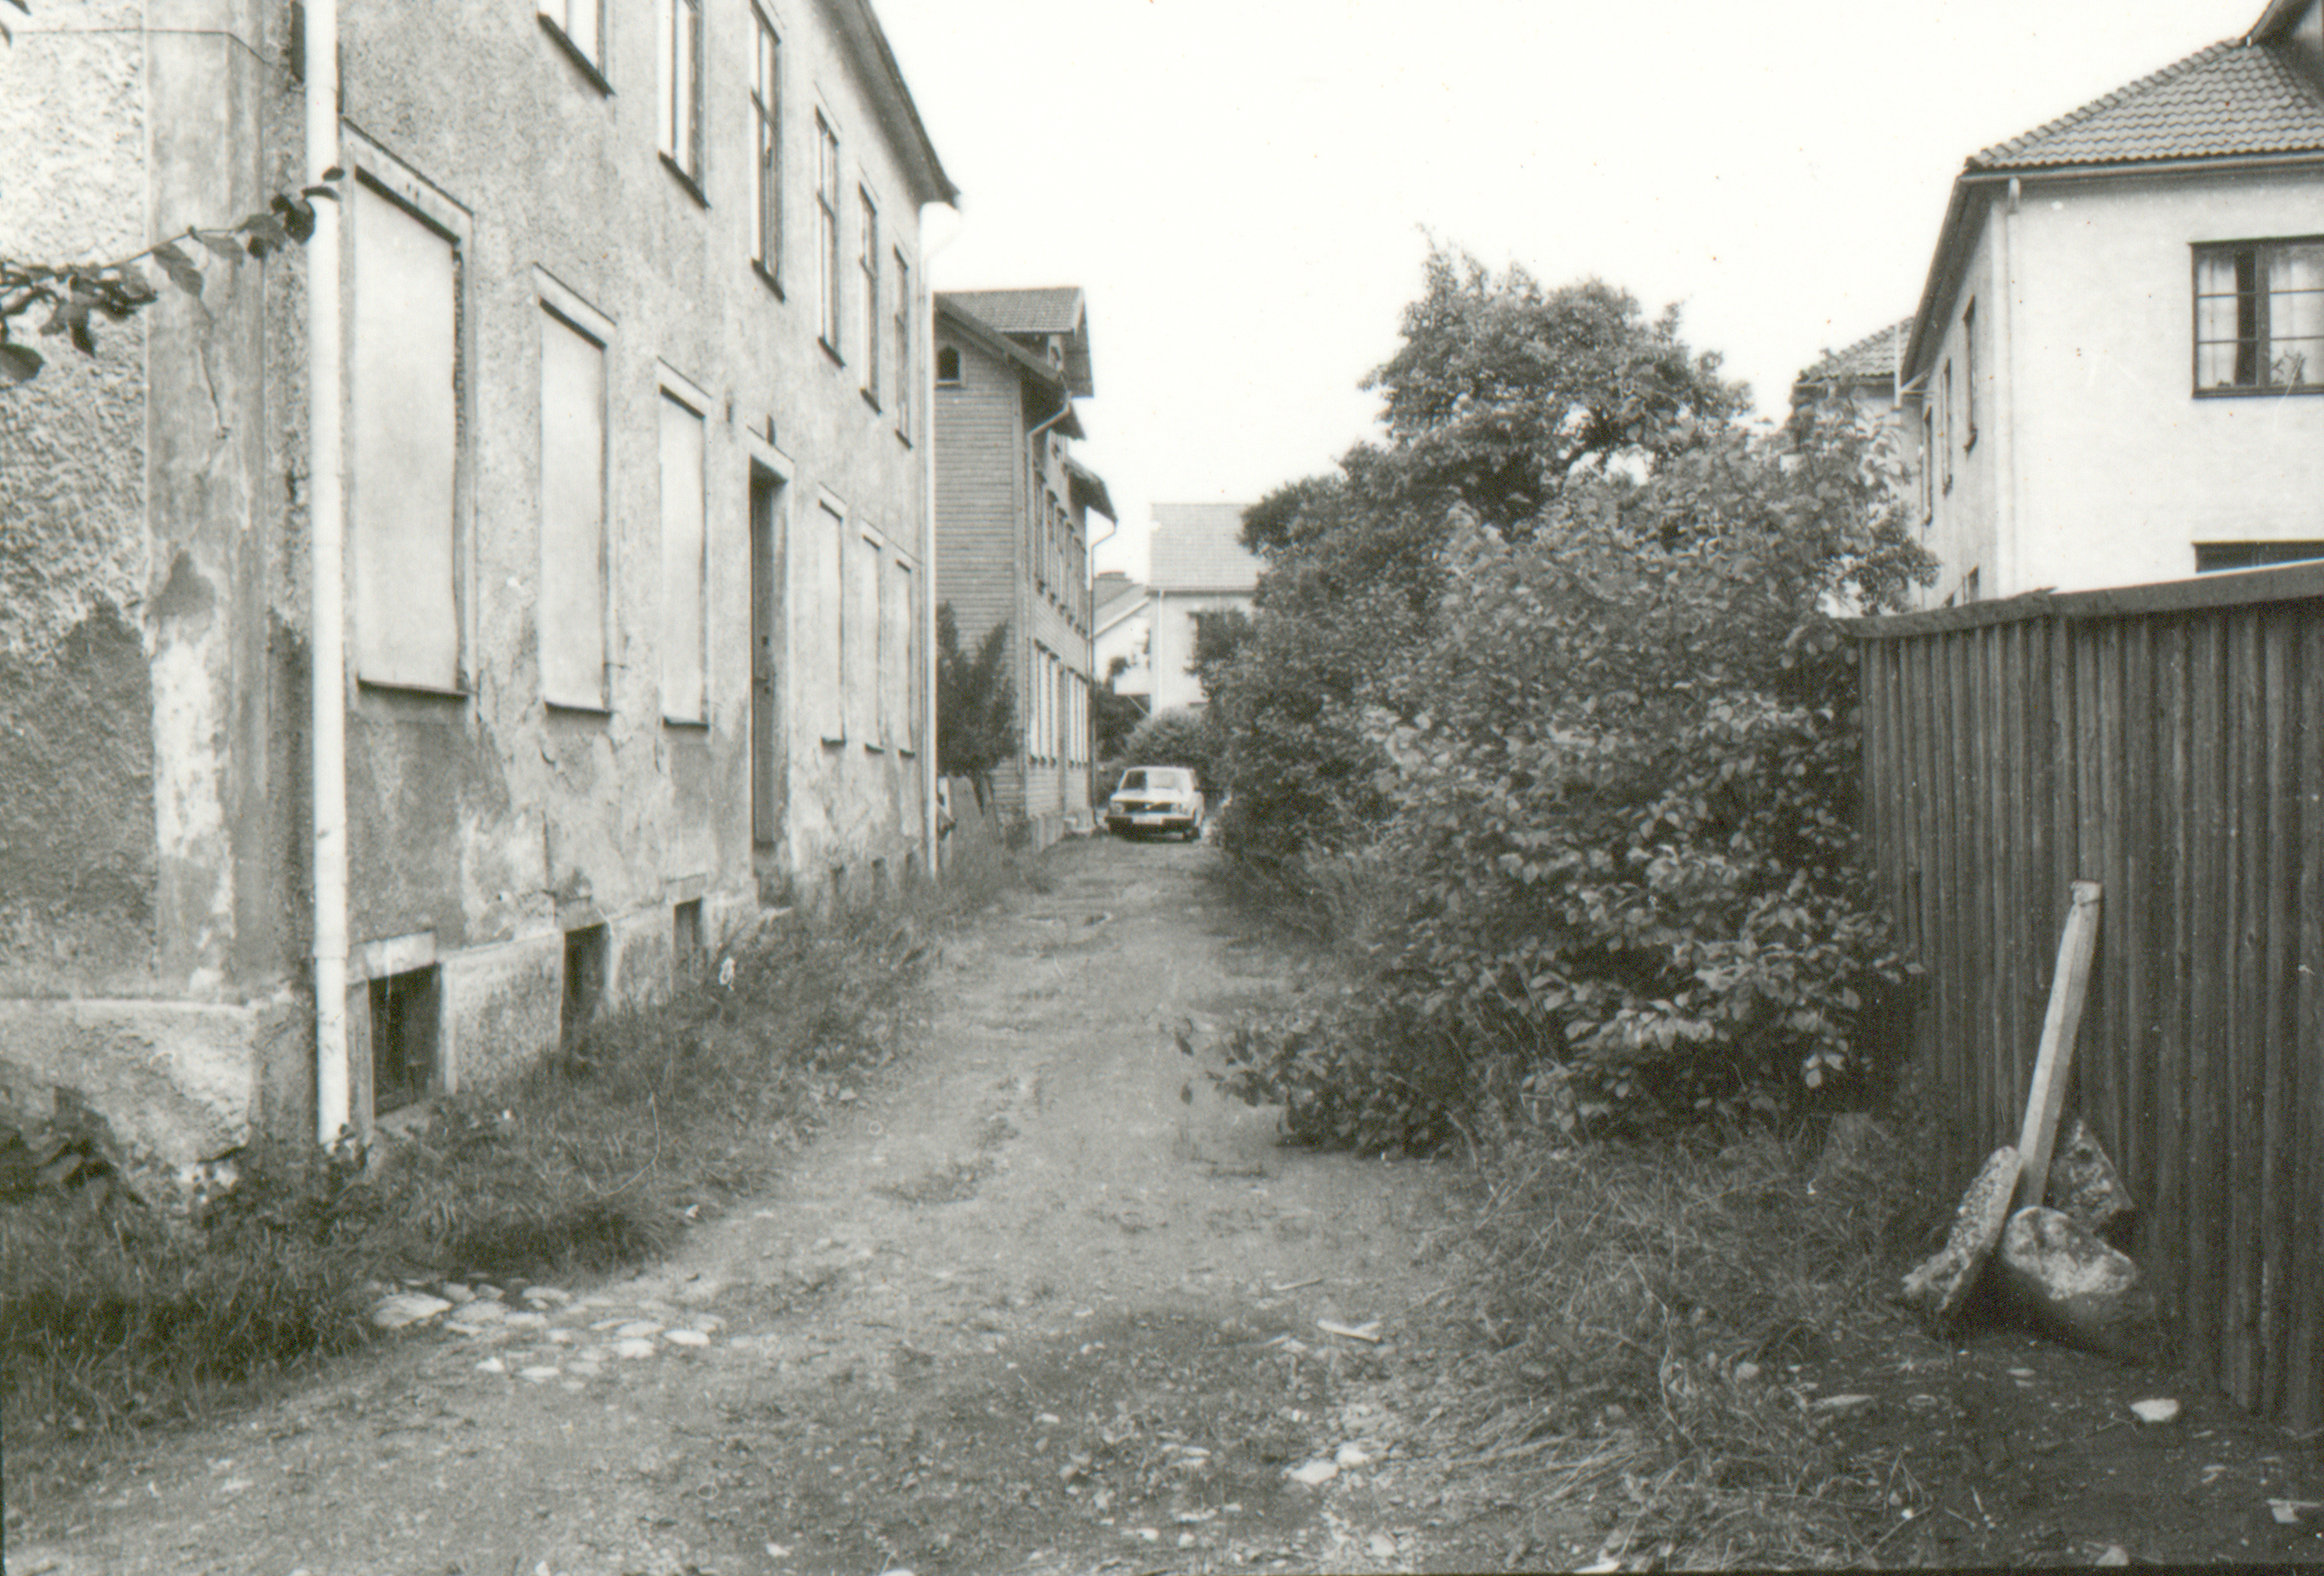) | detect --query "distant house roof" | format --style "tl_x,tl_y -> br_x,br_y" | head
943,287 -> 1093,396
1795,318 -> 1912,392
1094,575 -> 1148,635
1968,38 -> 2324,170
1149,503 -> 1261,593
934,293 -> 1083,437
1064,455 -> 1115,521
